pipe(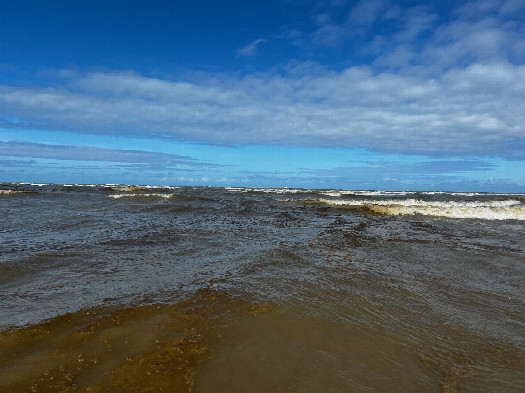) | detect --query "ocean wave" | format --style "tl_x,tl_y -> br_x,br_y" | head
320,190 -> 414,197
225,187 -> 310,194
108,185 -> 150,192
108,193 -> 176,199
0,190 -> 36,195
286,198 -> 525,220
